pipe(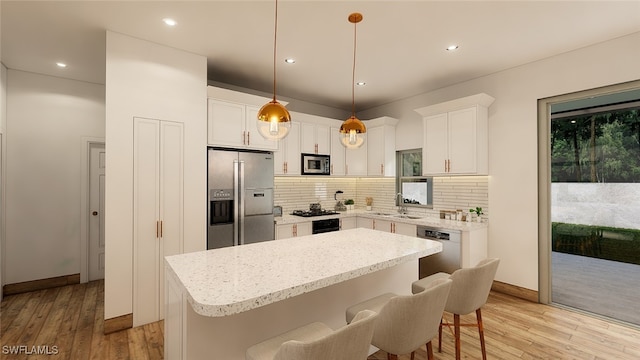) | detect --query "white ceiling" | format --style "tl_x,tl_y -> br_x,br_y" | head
2,1 -> 640,111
